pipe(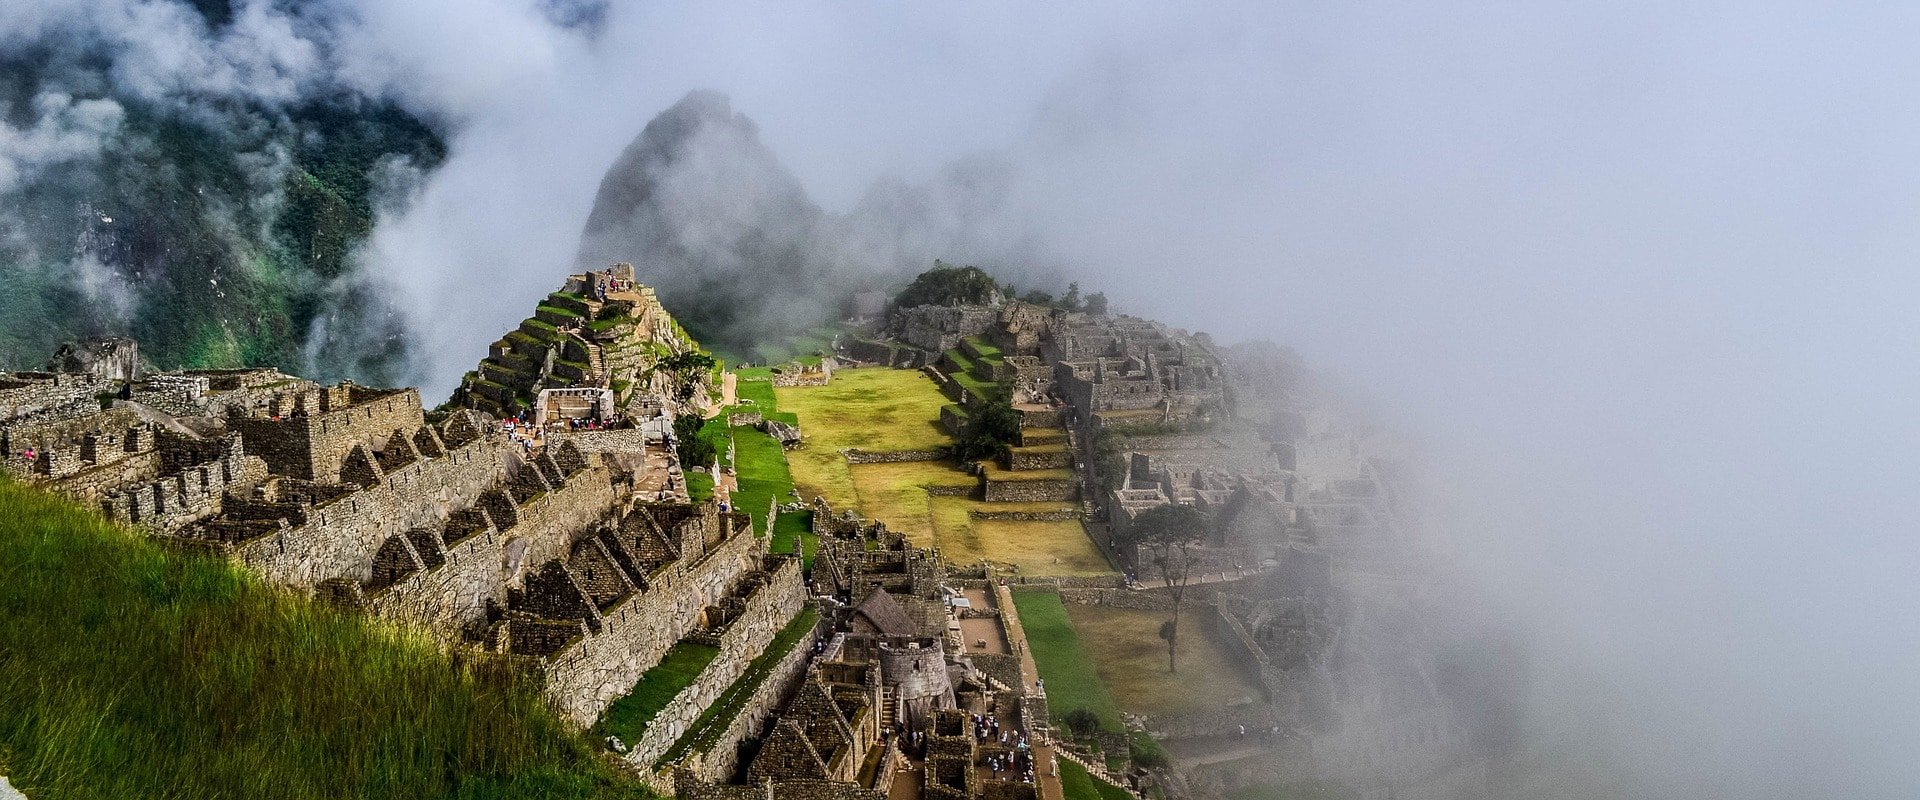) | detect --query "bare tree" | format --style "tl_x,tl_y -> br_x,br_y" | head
1117,503 -> 1208,673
